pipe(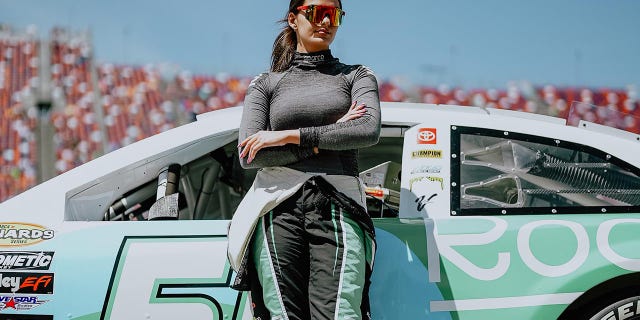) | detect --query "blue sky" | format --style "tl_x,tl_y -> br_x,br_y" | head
1,0 -> 639,89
